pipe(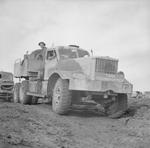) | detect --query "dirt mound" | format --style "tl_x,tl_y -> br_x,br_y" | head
127,97 -> 150,118
116,97 -> 150,148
